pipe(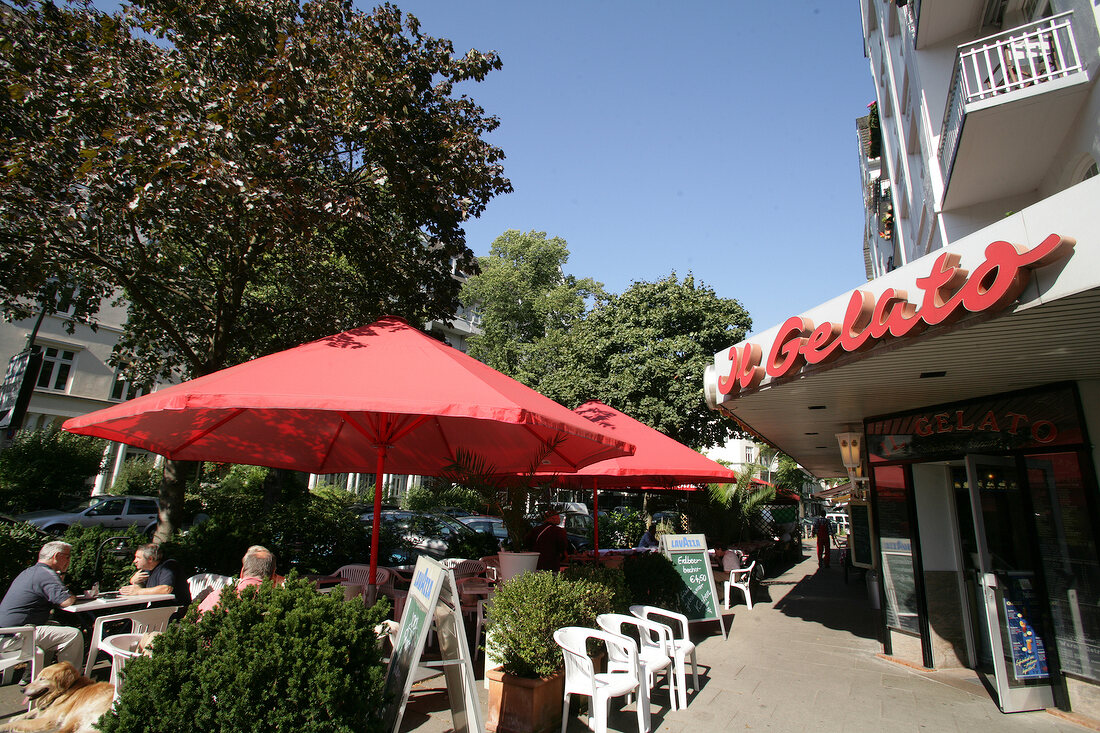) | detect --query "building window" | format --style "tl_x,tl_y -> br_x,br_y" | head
745,446 -> 754,465
110,368 -> 147,402
33,345 -> 76,392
